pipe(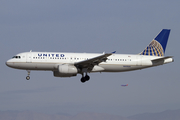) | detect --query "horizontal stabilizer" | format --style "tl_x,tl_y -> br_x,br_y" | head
151,56 -> 173,62
151,56 -> 174,65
